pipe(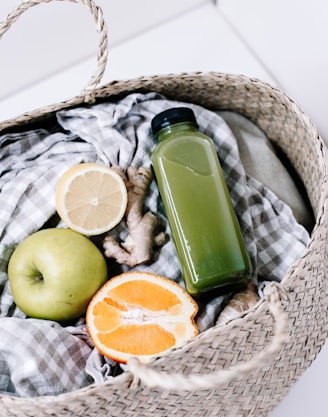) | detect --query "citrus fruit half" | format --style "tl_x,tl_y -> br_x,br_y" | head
86,271 -> 199,363
56,163 -> 127,236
